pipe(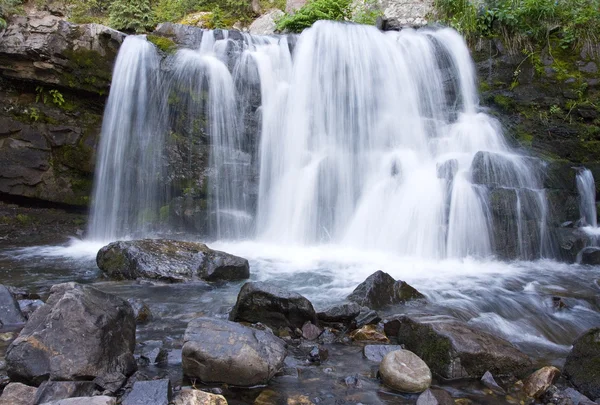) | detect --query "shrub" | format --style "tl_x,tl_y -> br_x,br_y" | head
276,0 -> 353,32
108,0 -> 154,32
0,0 -> 22,27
